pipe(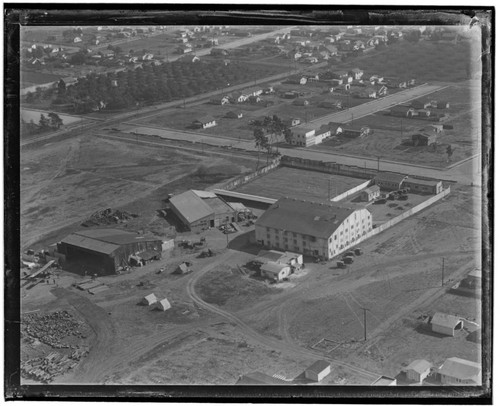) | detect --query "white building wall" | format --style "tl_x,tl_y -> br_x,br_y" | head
255,208 -> 372,260
432,324 -> 454,336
